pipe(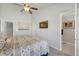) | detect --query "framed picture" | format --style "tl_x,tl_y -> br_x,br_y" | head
39,21 -> 48,28
63,20 -> 75,29
17,22 -> 30,30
